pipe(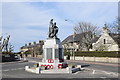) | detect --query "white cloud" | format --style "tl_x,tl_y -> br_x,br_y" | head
1,0 -> 119,2
2,2 -> 117,52
3,2 -> 55,28
2,2 -> 51,51
56,2 -> 118,26
2,2 -> 72,51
